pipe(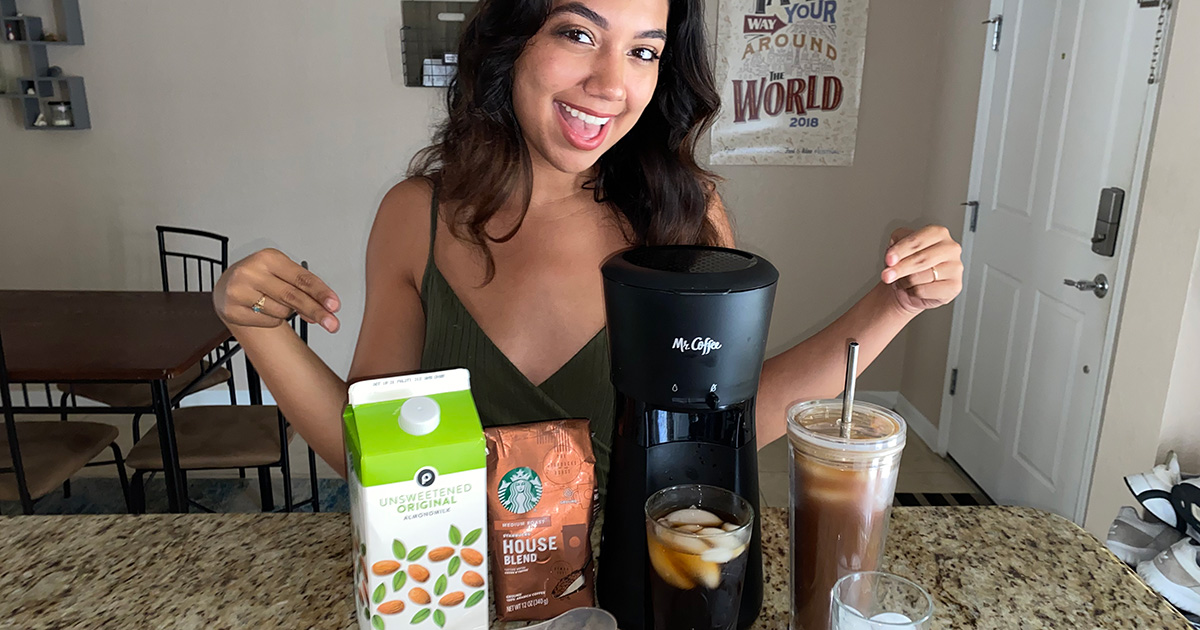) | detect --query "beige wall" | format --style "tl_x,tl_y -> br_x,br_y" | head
0,0 -> 440,375
1158,244 -> 1200,473
1084,0 -> 1200,536
717,0 -> 986,397
898,0 -> 988,425
0,1 -> 983,397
